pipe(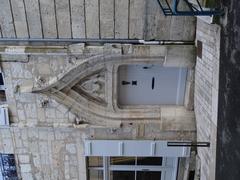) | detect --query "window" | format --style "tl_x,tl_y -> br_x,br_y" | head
197,40 -> 202,59
118,65 -> 187,106
0,154 -> 18,180
87,156 -> 178,180
0,73 -> 6,103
